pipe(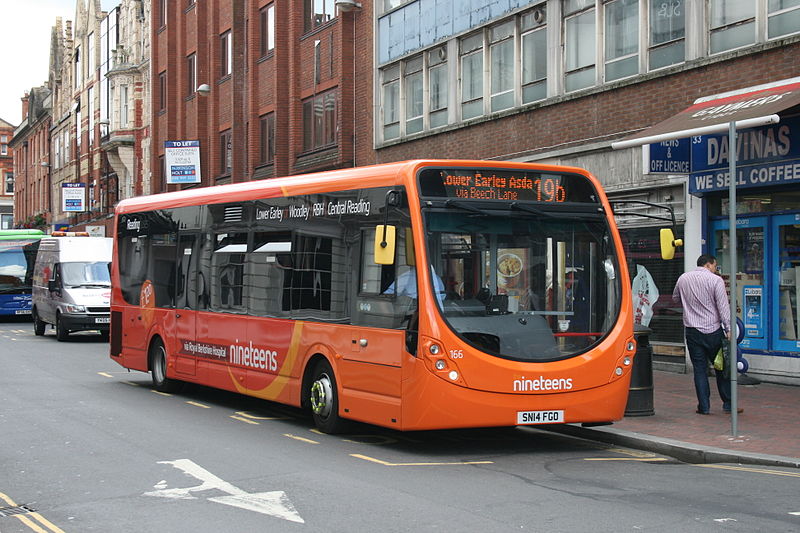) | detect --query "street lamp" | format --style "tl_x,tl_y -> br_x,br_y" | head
197,83 -> 211,95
